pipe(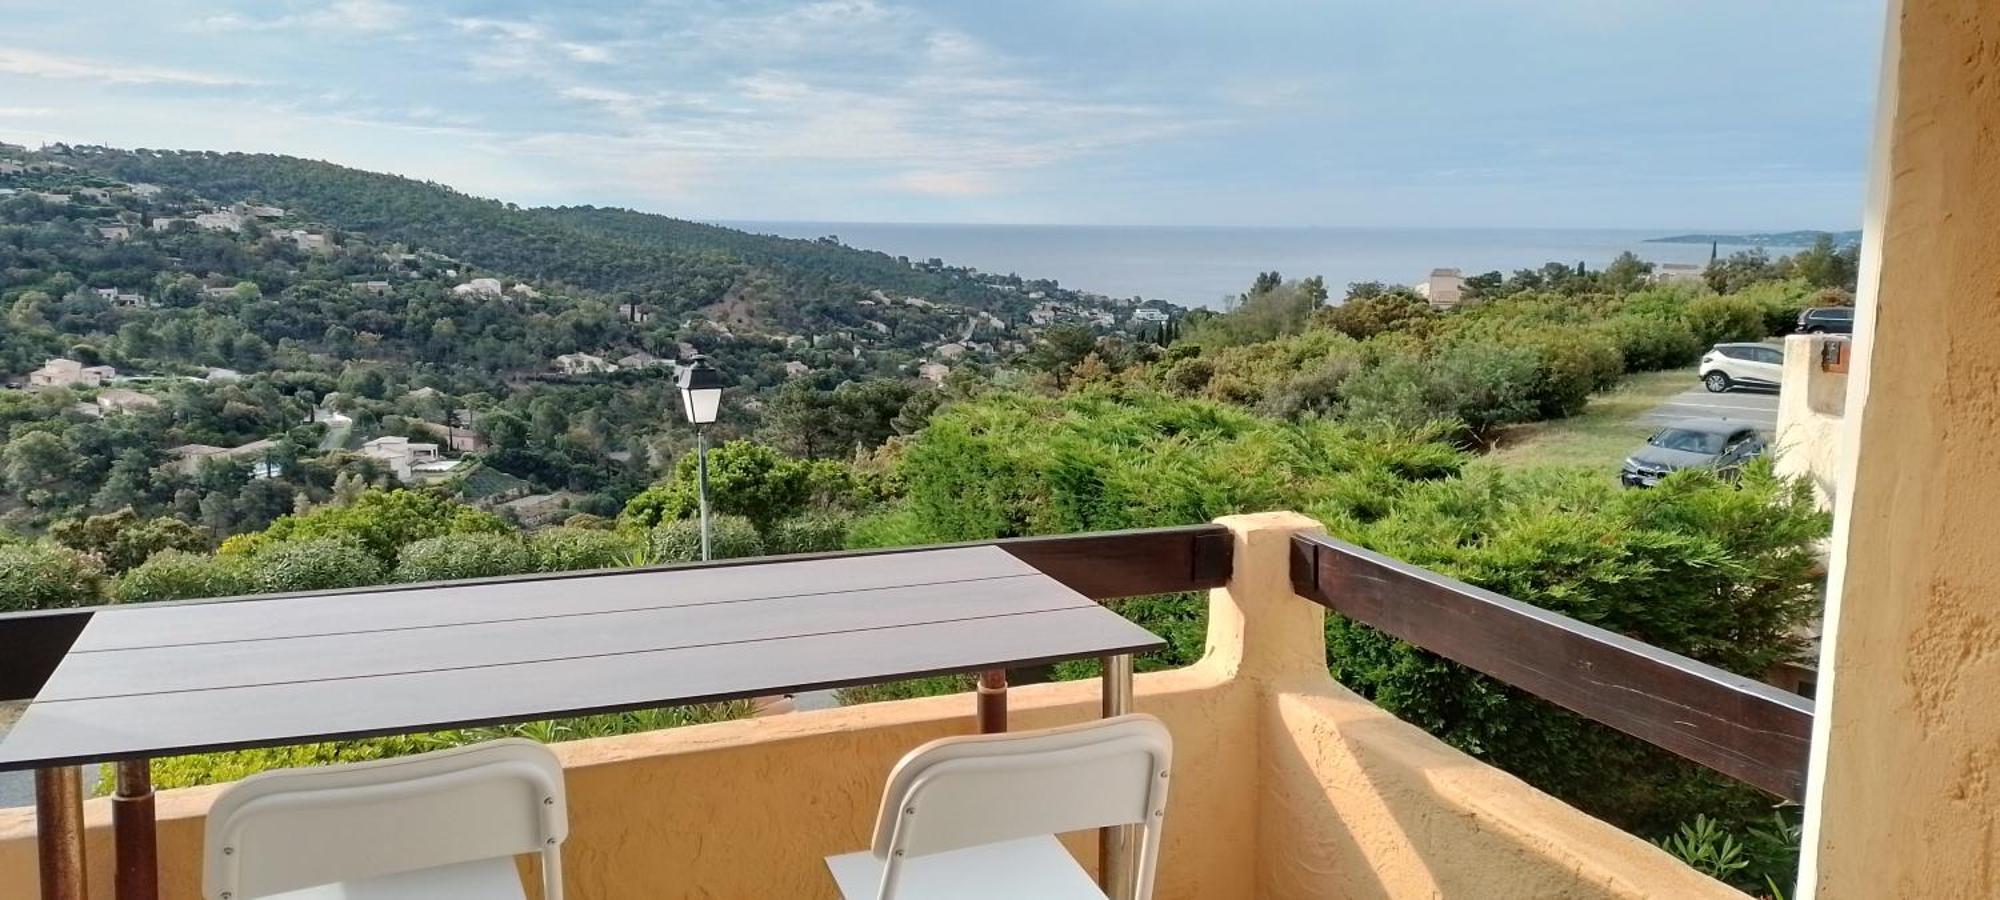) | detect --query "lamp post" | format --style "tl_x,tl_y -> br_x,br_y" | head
677,355 -> 724,561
